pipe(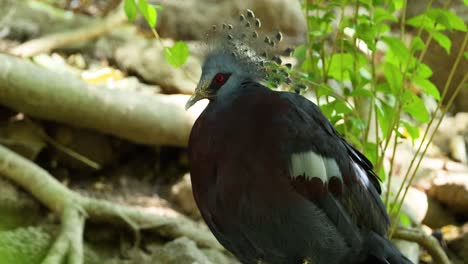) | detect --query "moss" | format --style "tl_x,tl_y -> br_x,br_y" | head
0,178 -> 42,231
0,226 -> 52,264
